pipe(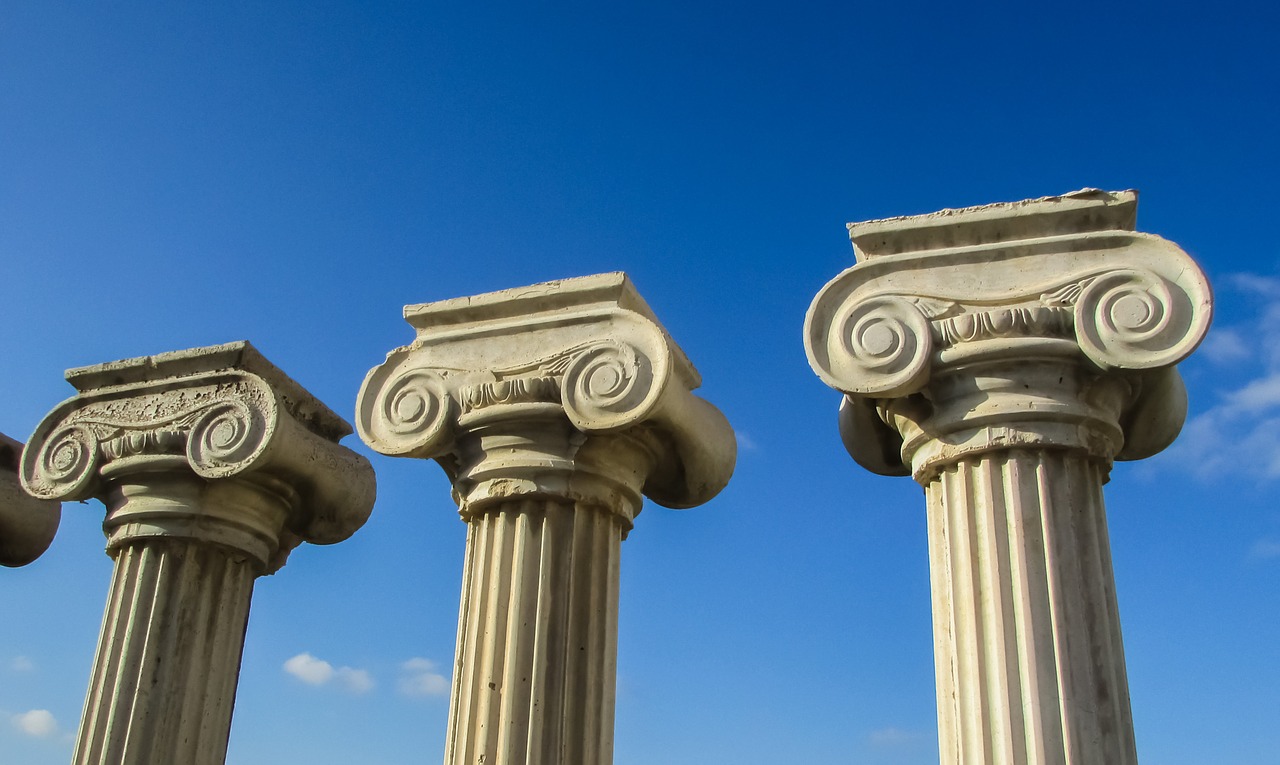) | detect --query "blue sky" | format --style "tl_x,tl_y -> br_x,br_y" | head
2,2 -> 1278,763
